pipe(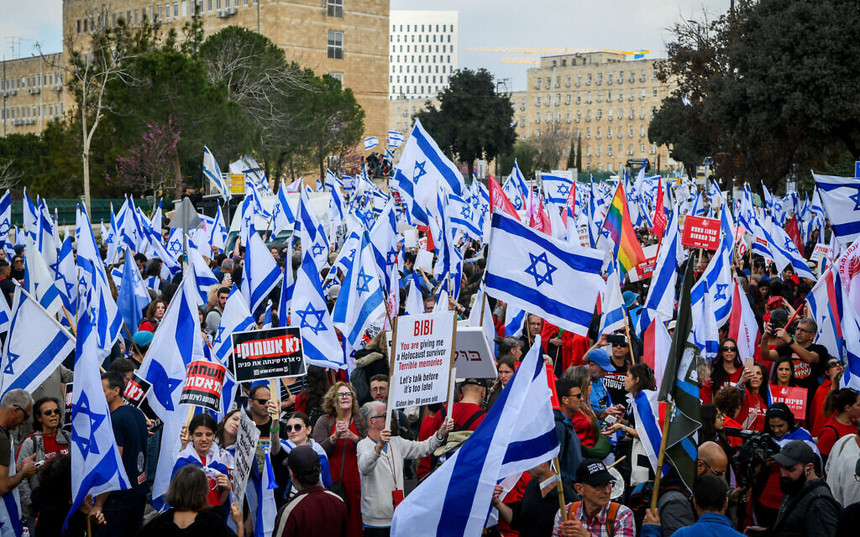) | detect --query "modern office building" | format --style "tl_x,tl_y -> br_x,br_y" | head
388,10 -> 458,101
